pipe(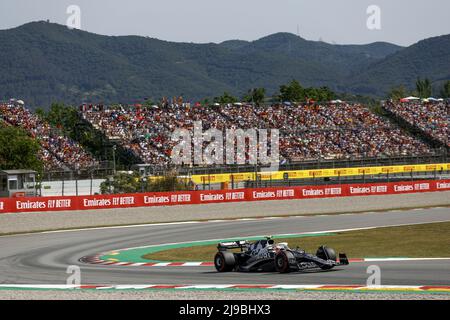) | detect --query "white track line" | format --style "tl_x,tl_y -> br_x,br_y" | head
3,206 -> 449,238
99,219 -> 450,255
364,258 -> 450,262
